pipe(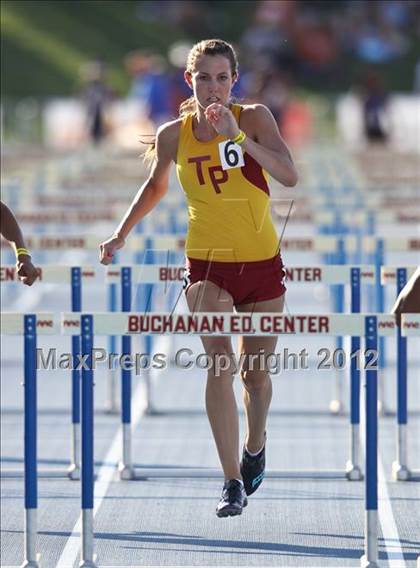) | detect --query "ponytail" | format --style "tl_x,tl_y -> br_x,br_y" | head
139,134 -> 156,166
179,96 -> 196,118
140,96 -> 197,166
